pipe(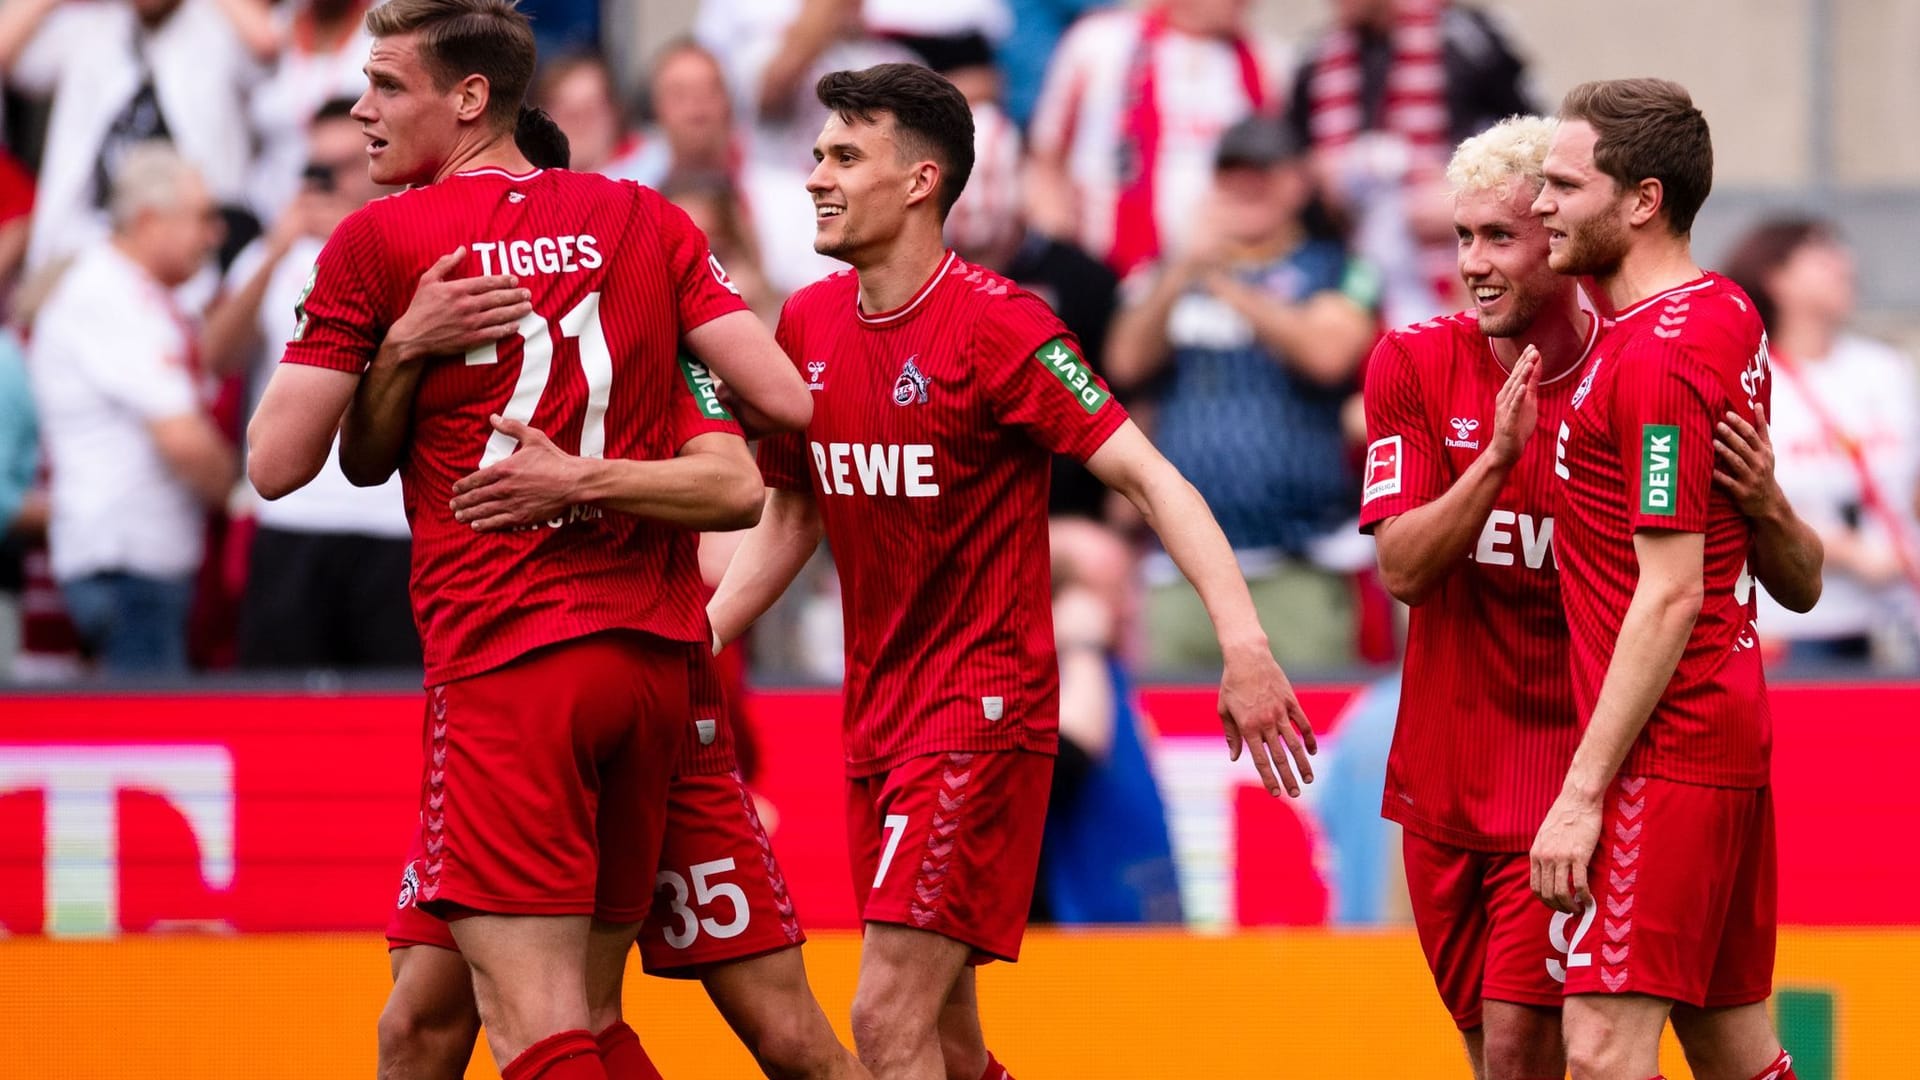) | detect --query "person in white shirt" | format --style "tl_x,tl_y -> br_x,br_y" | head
203,101 -> 423,668
28,142 -> 234,673
1723,216 -> 1920,664
246,0 -> 373,221
0,0 -> 270,273
1026,0 -> 1289,276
